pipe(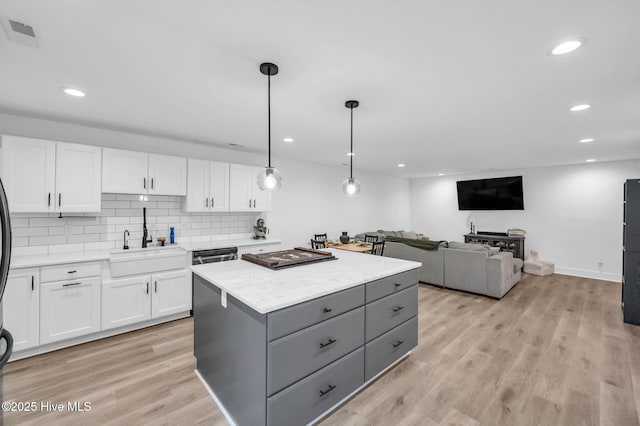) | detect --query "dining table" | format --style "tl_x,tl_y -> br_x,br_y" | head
326,242 -> 373,253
